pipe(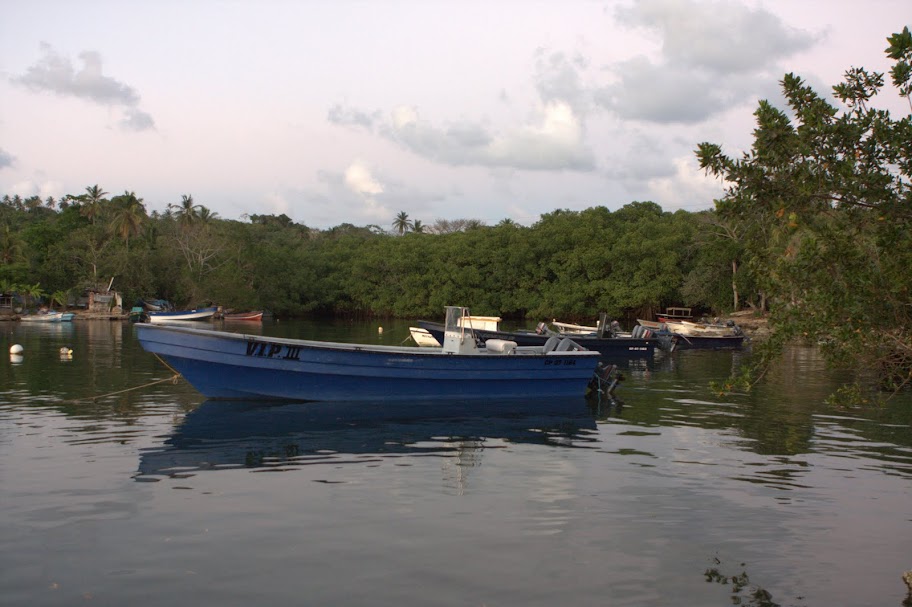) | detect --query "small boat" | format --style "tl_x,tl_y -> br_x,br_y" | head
142,298 -> 171,312
20,311 -> 72,323
409,315 -> 502,347
636,319 -> 745,350
147,306 -> 218,323
136,306 -> 602,402
409,326 -> 441,347
223,310 -> 264,322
